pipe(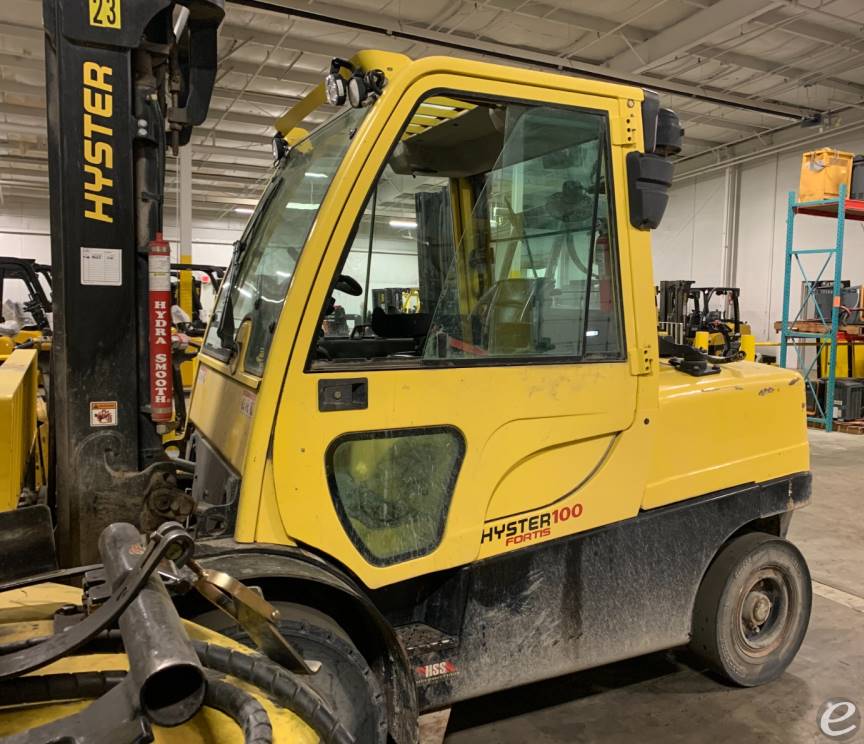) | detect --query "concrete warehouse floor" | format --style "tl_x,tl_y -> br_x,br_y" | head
443,430 -> 864,744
